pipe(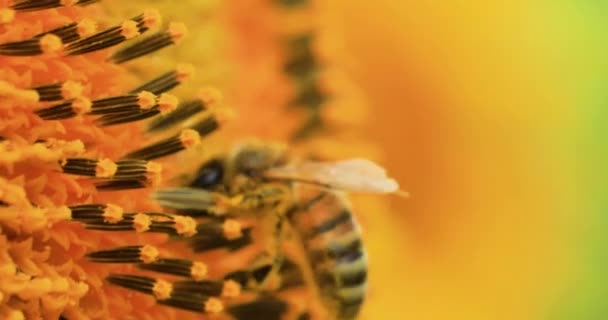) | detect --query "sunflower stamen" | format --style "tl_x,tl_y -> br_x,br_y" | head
190,220 -> 251,252
147,87 -> 223,133
106,274 -> 224,314
129,64 -> 194,95
68,203 -> 124,224
141,212 -> 197,236
132,9 -> 163,33
35,97 -> 92,120
86,245 -> 159,263
34,18 -> 98,44
88,91 -> 156,115
0,33 -> 62,56
122,129 -> 200,160
65,12 -> 158,56
172,279 -> 241,298
81,211 -> 196,236
109,22 -> 188,64
10,0 -> 98,12
137,259 -> 208,280
60,157 -> 117,178
31,81 -> 83,102
94,160 -> 162,190
96,93 -> 178,126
